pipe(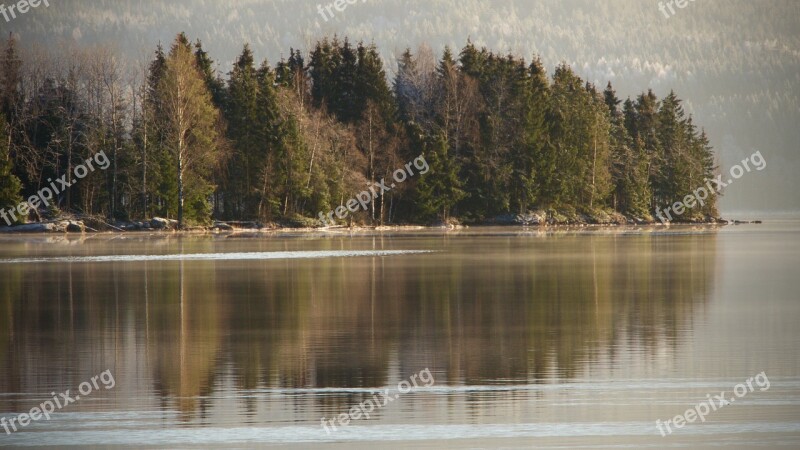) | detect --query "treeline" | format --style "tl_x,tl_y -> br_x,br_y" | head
0,33 -> 718,227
